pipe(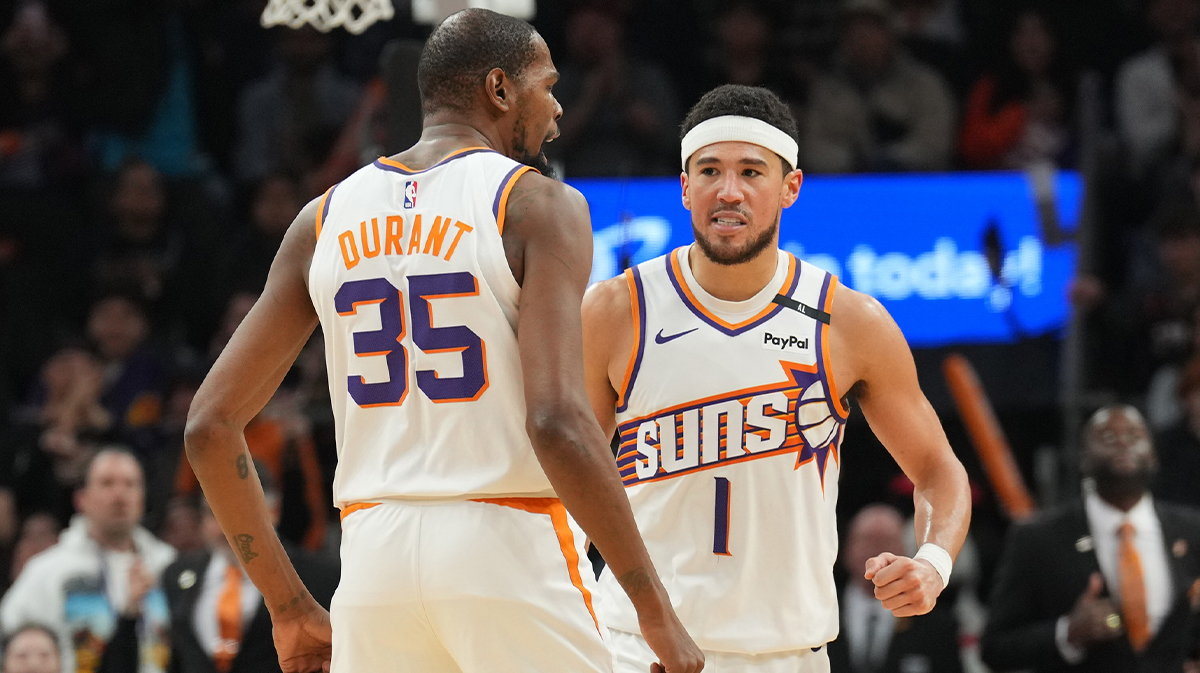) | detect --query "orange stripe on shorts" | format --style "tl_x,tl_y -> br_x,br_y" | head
340,502 -> 381,522
472,497 -> 600,634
